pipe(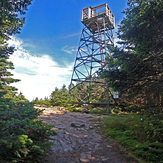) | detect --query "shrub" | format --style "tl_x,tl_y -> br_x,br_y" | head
0,102 -> 57,163
67,106 -> 82,112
